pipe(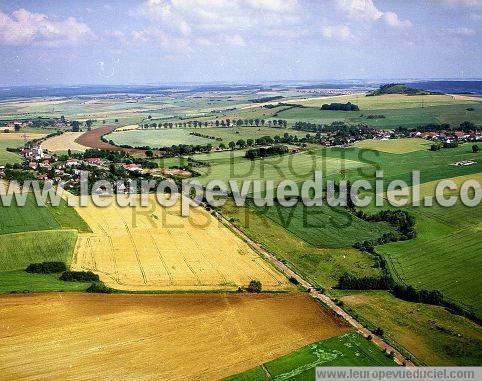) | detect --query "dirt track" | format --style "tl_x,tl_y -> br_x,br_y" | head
218,213 -> 416,367
0,292 -> 349,380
